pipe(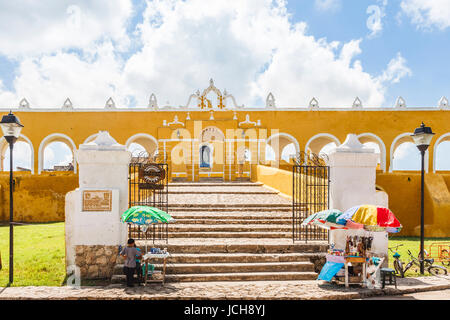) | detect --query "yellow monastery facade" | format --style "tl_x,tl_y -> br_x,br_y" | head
0,80 -> 449,236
